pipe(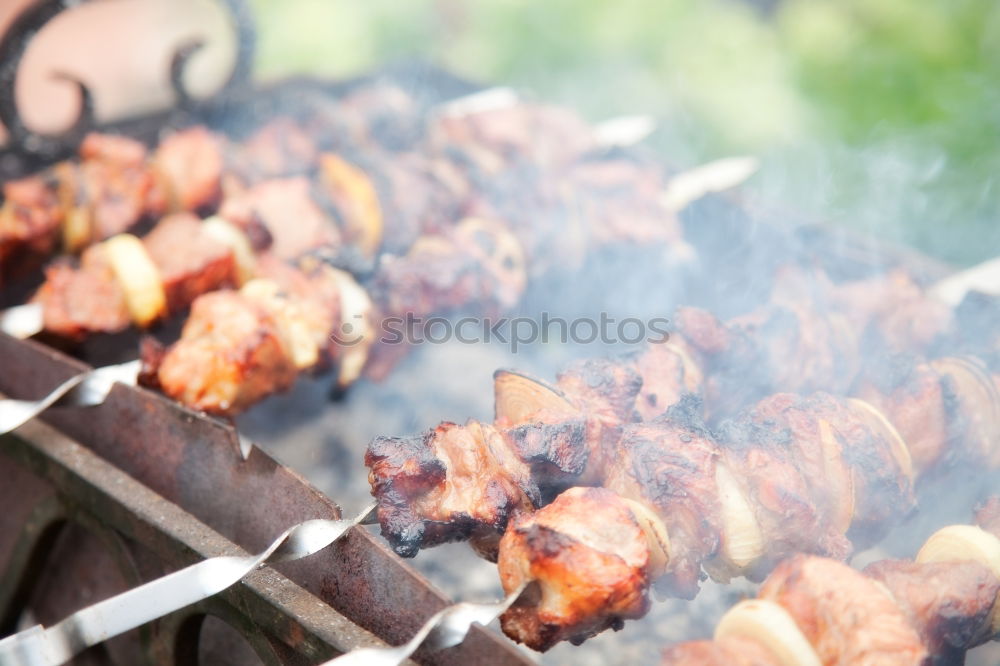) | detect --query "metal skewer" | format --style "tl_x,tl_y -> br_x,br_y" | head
325,582 -> 530,666
592,114 -> 656,148
929,256 -> 1000,307
0,359 -> 141,435
0,502 -> 378,666
661,155 -> 761,213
